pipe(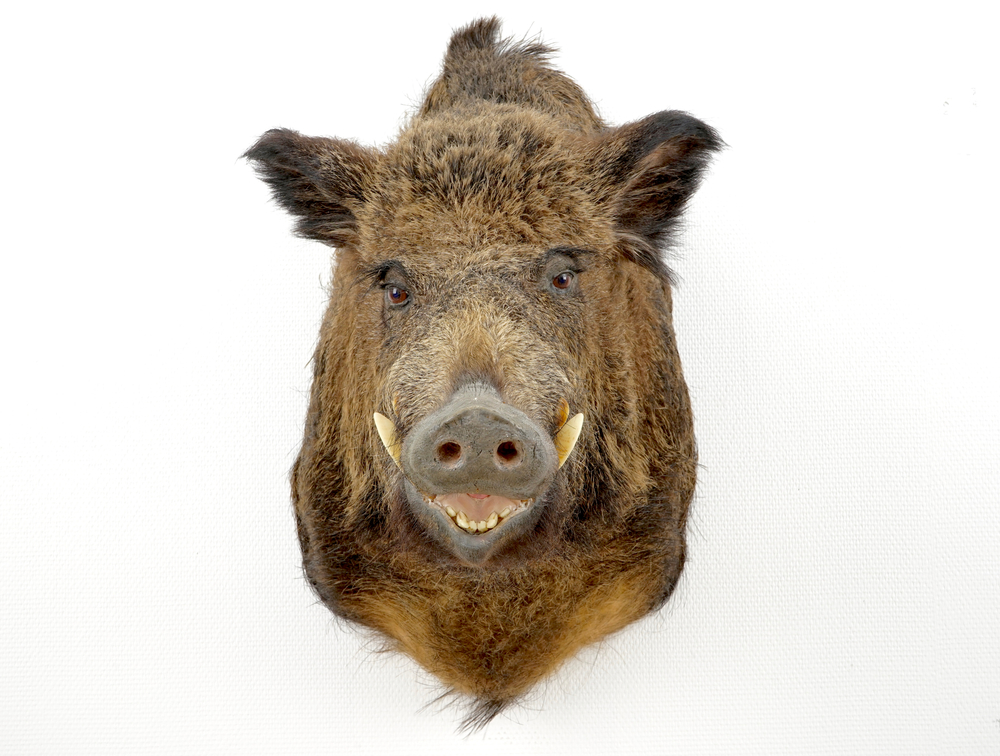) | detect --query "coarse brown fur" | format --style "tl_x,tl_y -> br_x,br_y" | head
245,17 -> 721,728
